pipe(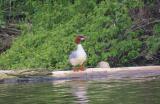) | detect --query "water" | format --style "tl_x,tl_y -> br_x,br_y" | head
0,77 -> 160,104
